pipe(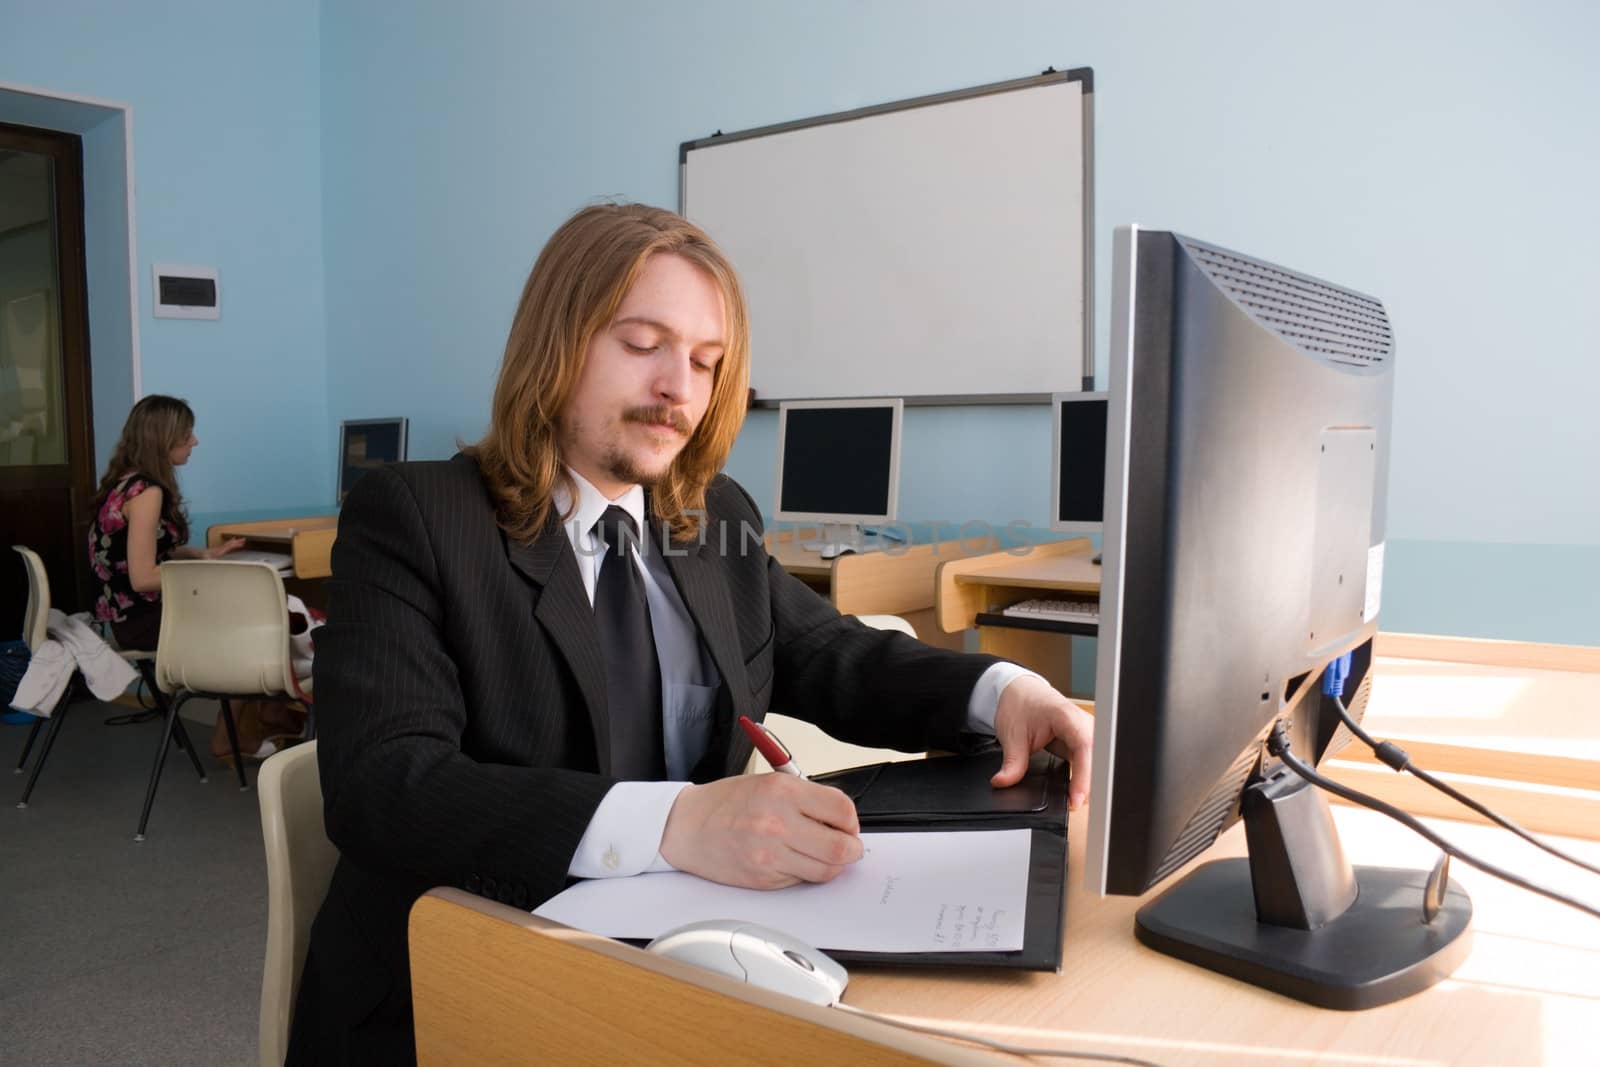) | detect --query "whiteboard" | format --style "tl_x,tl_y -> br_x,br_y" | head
682,71 -> 1092,404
